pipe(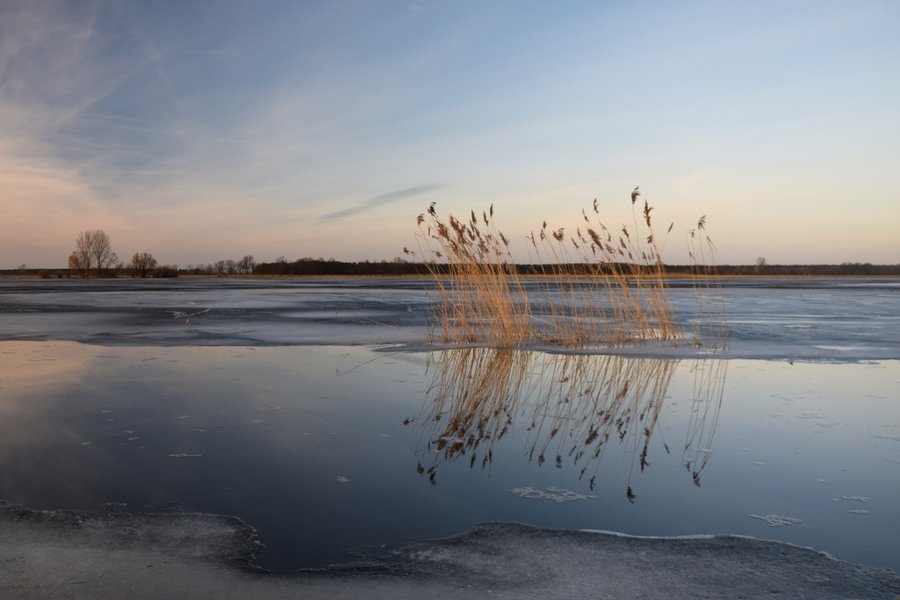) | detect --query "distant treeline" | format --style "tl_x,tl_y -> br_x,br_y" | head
3,261 -> 899,279
249,259 -> 900,277
3,266 -> 179,279
708,263 -> 900,276
252,258 -> 426,276
251,259 -> 900,277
